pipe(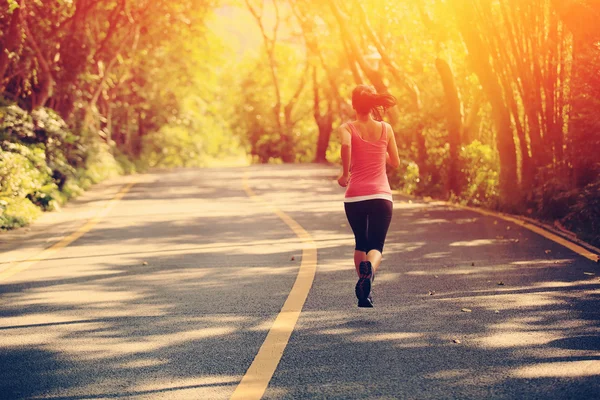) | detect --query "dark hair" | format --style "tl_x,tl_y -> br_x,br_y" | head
352,85 -> 397,121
